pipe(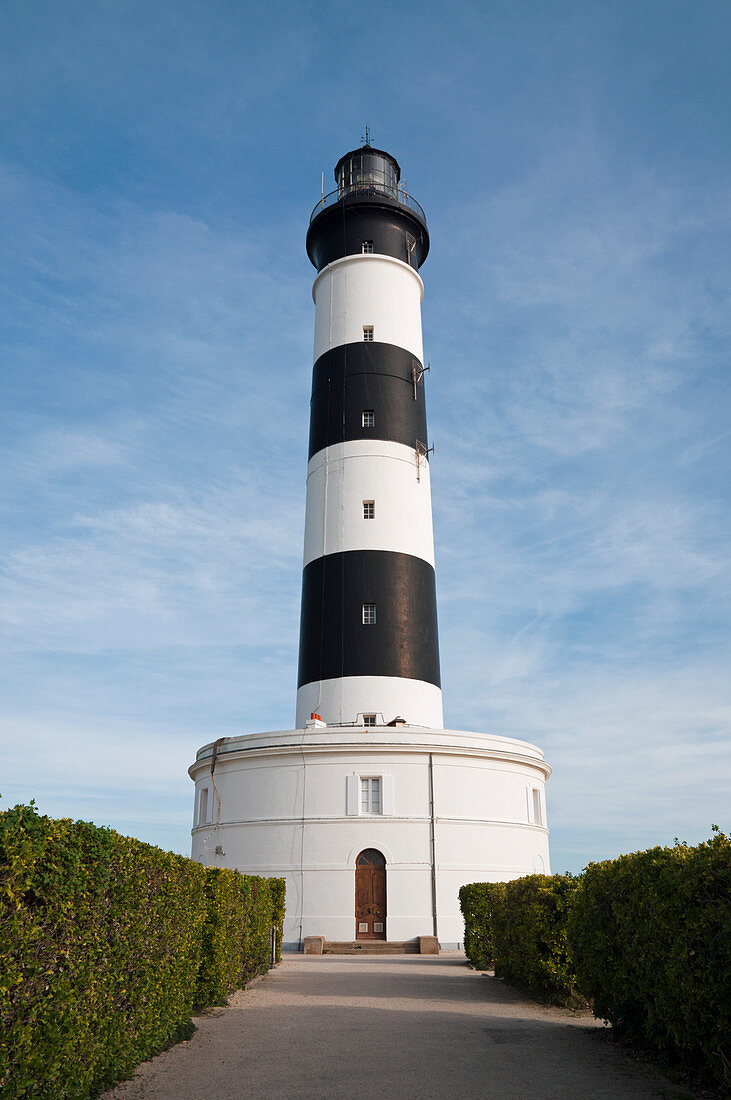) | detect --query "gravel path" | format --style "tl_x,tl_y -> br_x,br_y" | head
101,954 -> 676,1099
